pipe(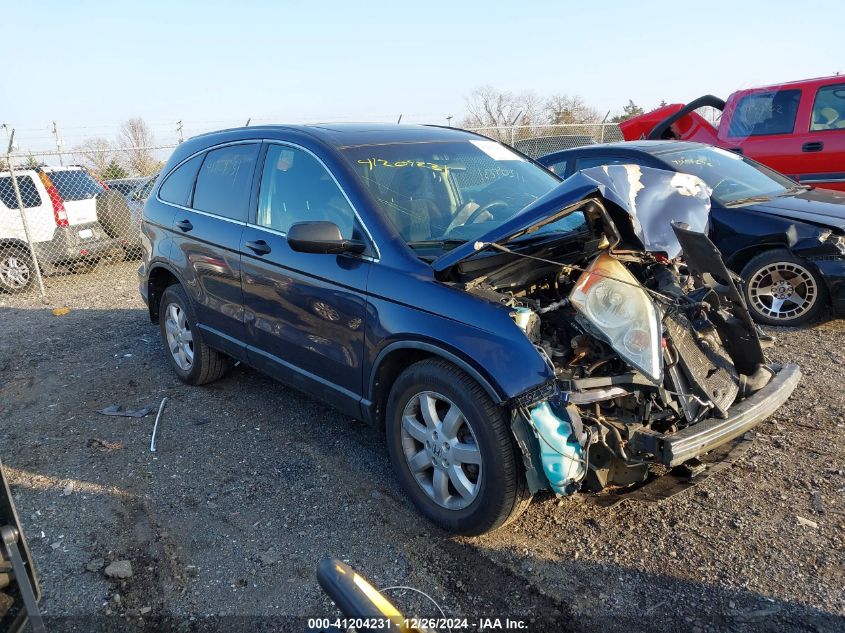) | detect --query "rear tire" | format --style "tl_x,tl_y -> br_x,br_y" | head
158,284 -> 231,385
741,249 -> 827,326
0,245 -> 35,294
385,358 -> 530,535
